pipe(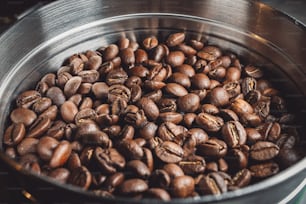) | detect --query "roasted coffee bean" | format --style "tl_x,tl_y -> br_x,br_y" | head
157,122 -> 186,142
223,81 -> 241,99
49,140 -> 72,168
276,134 -> 296,149
81,131 -> 111,148
231,168 -> 252,187
10,108 -> 37,126
231,99 -> 254,116
68,166 -> 92,189
16,90 -> 41,108
170,72 -> 191,88
254,99 -> 270,119
127,160 -> 151,179
64,76 -> 82,98
219,109 -> 239,122
106,68 -> 128,85
179,154 -> 206,175
149,169 -> 171,188
144,188 -> 171,201
277,148 -> 301,168
225,67 -> 241,81
138,97 -> 159,121
166,32 -> 185,47
120,48 -> 135,68
155,141 -> 184,163
103,172 -> 125,192
225,149 -> 248,171
201,104 -> 219,115
222,121 -> 247,148
159,112 -> 183,124
244,65 -> 263,78
197,138 -> 227,158
49,168 -> 70,183
118,139 -> 144,160
241,77 -> 257,96
94,147 -> 125,174
171,175 -> 195,198
17,137 -> 39,156
3,123 -> 26,146
27,116 -> 51,138
143,36 -> 158,50
167,51 -> 185,67
164,83 -> 188,97
60,101 -> 78,123
32,97 -> 52,114
87,55 -> 102,70
19,154 -> 41,174
250,141 -> 279,161
119,178 -> 148,195
175,64 -> 195,77
163,163 -> 185,179
245,128 -> 262,144
177,93 -> 200,113
191,73 -> 210,90
108,84 -> 131,103
249,161 -> 279,178
183,113 -> 197,127
209,87 -> 230,107
67,152 -> 81,170
198,172 -> 227,195
195,113 -> 224,132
